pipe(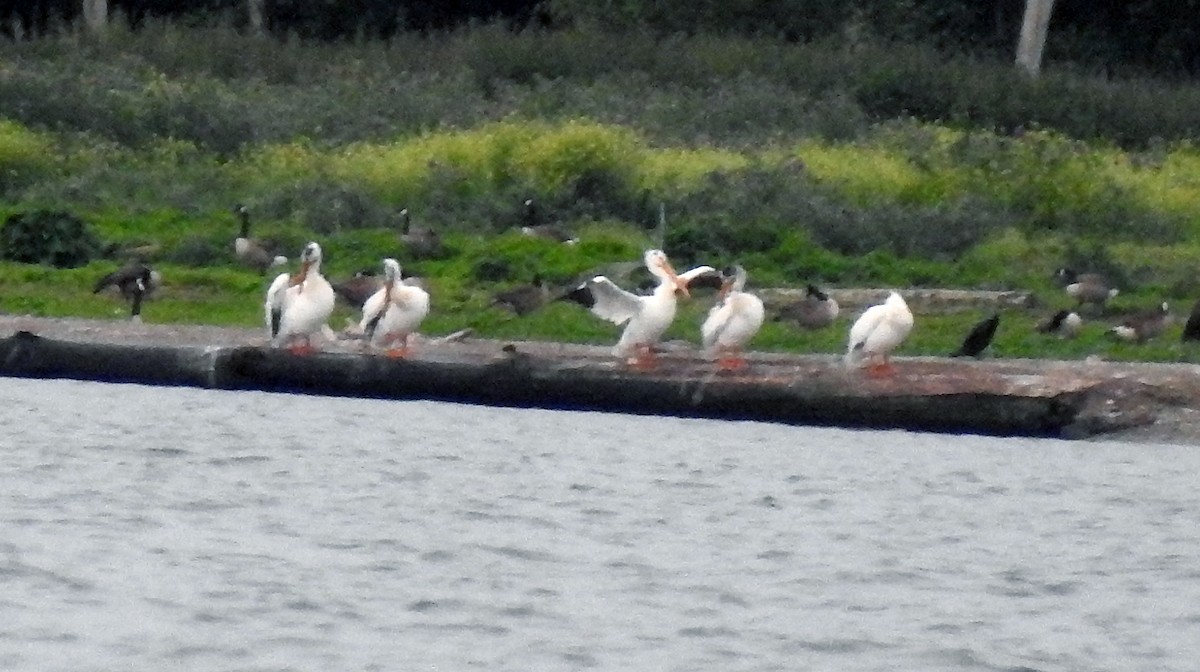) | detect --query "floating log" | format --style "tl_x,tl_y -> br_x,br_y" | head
4,317 -> 1198,441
